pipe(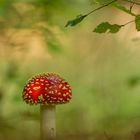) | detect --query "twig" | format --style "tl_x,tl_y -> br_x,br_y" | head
84,0 -> 140,17
129,1 -> 134,12
122,16 -> 140,26
122,19 -> 135,26
123,0 -> 140,5
85,0 -> 118,17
